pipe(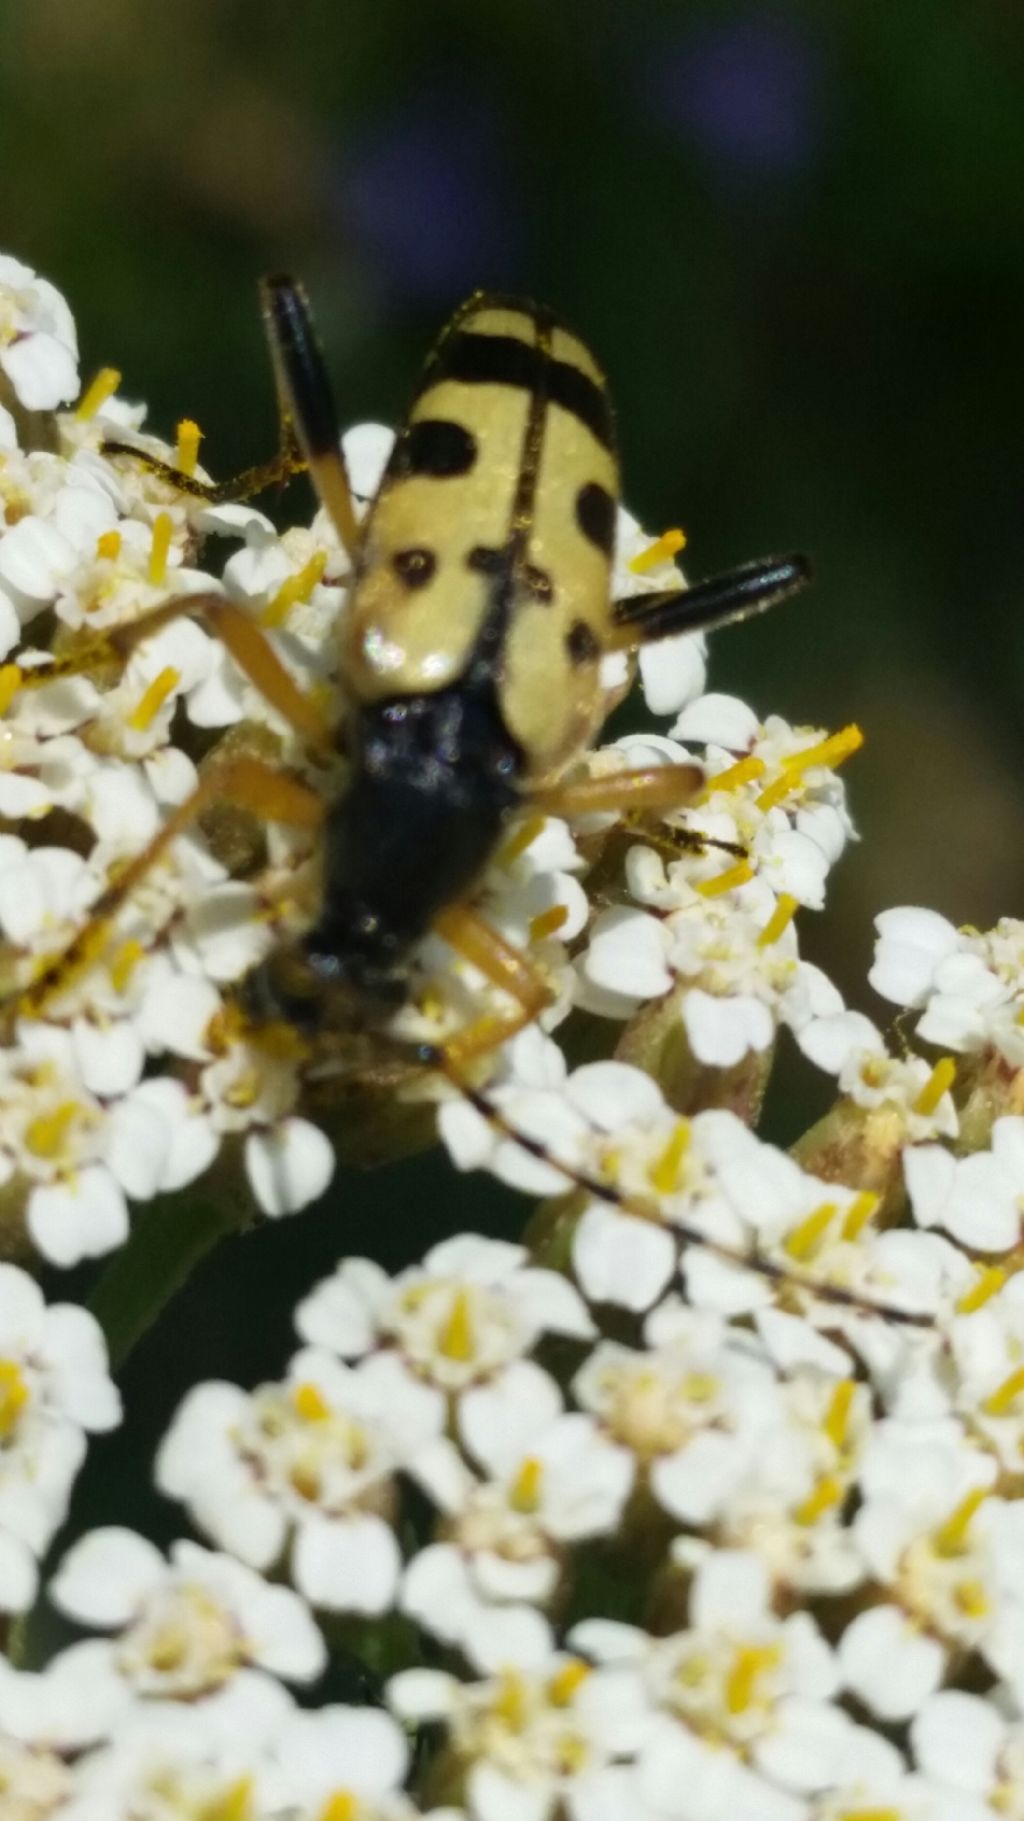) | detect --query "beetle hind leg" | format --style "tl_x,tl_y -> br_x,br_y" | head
611,552 -> 812,648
